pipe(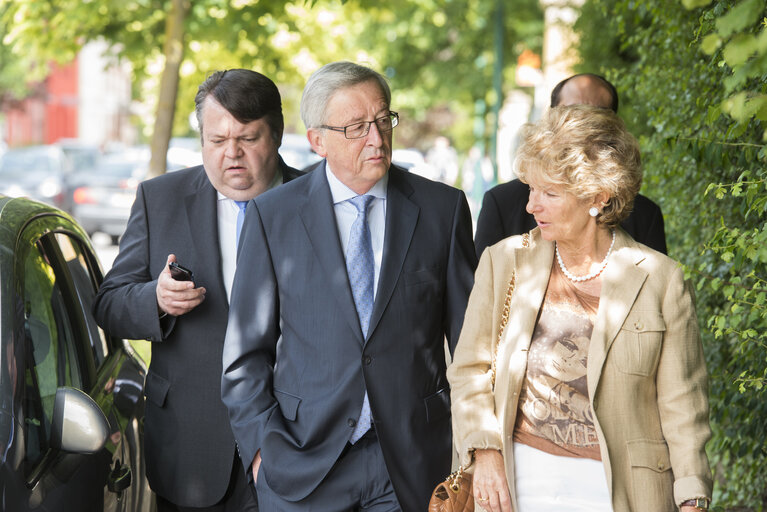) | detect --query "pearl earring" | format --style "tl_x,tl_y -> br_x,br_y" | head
589,207 -> 599,217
